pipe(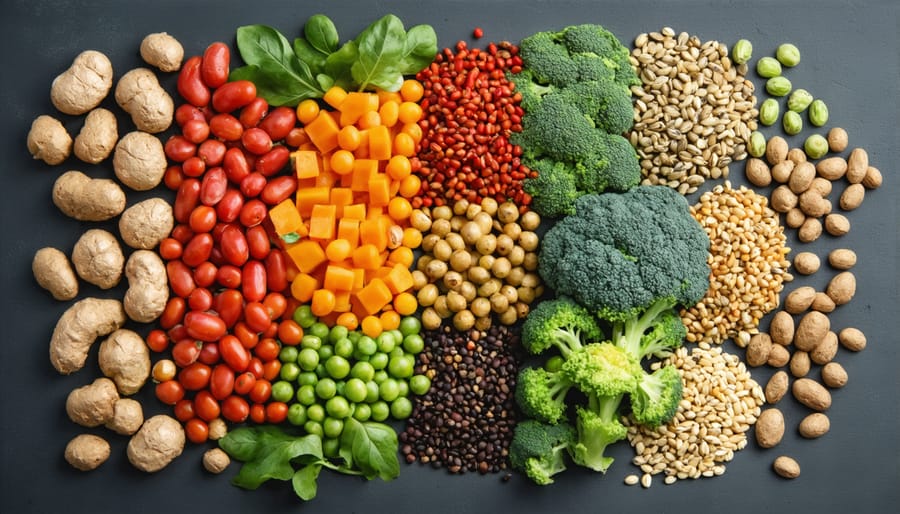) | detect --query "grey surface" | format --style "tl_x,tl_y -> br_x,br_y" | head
1,1 -> 898,513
